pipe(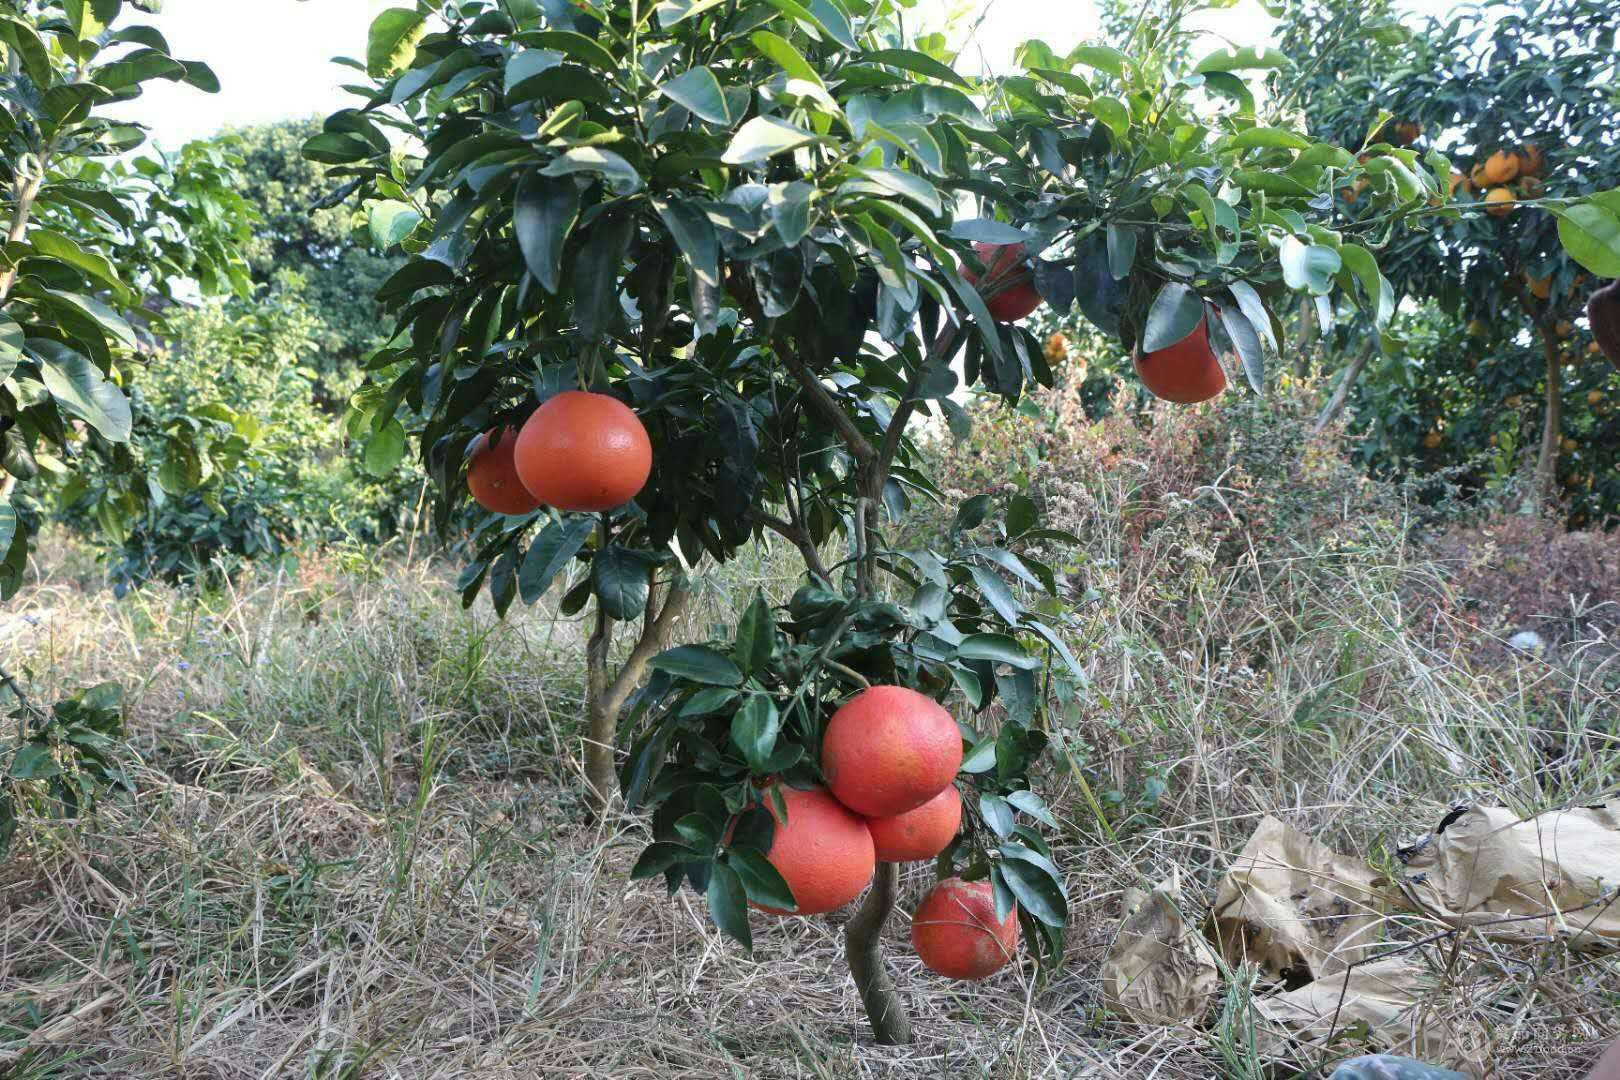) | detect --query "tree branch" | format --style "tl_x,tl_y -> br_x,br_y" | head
778,347 -> 877,464
845,862 -> 911,1045
1313,336 -> 1376,435
602,575 -> 693,718
750,508 -> 832,583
